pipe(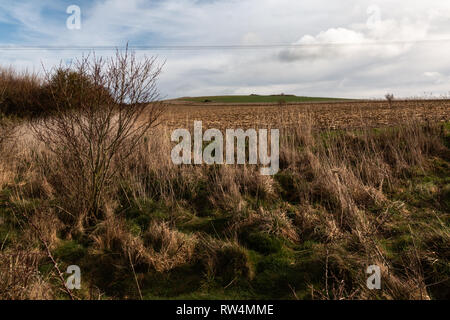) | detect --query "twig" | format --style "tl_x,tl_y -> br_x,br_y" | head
325,247 -> 329,299
1,231 -> 9,251
224,276 -> 237,289
288,284 -> 299,300
128,251 -> 143,300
